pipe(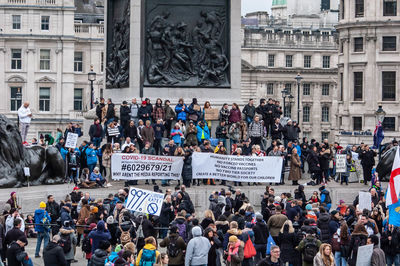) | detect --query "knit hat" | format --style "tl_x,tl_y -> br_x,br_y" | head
274,196 -> 281,203
229,235 -> 238,243
89,223 -> 97,230
339,200 -> 345,204
91,206 -> 98,214
256,213 -> 263,221
39,201 -> 46,208
142,101 -> 147,105
10,192 -> 16,197
305,204 -> 312,210
331,210 -> 338,216
73,187 -> 80,191
114,244 -> 123,253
